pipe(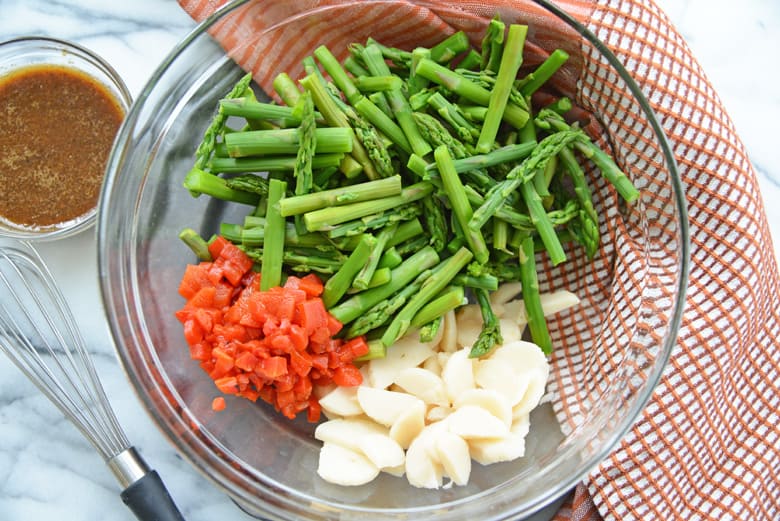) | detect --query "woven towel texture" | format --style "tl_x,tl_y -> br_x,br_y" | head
179,1 -> 779,519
